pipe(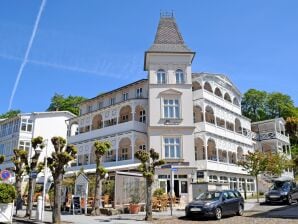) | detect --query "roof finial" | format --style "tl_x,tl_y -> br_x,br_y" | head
160,10 -> 174,18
